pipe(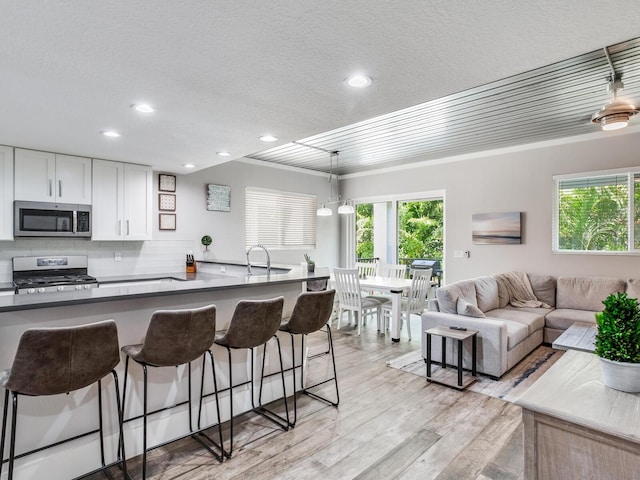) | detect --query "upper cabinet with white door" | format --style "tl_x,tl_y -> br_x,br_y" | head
92,159 -> 152,240
14,149 -> 92,204
0,146 -> 14,240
